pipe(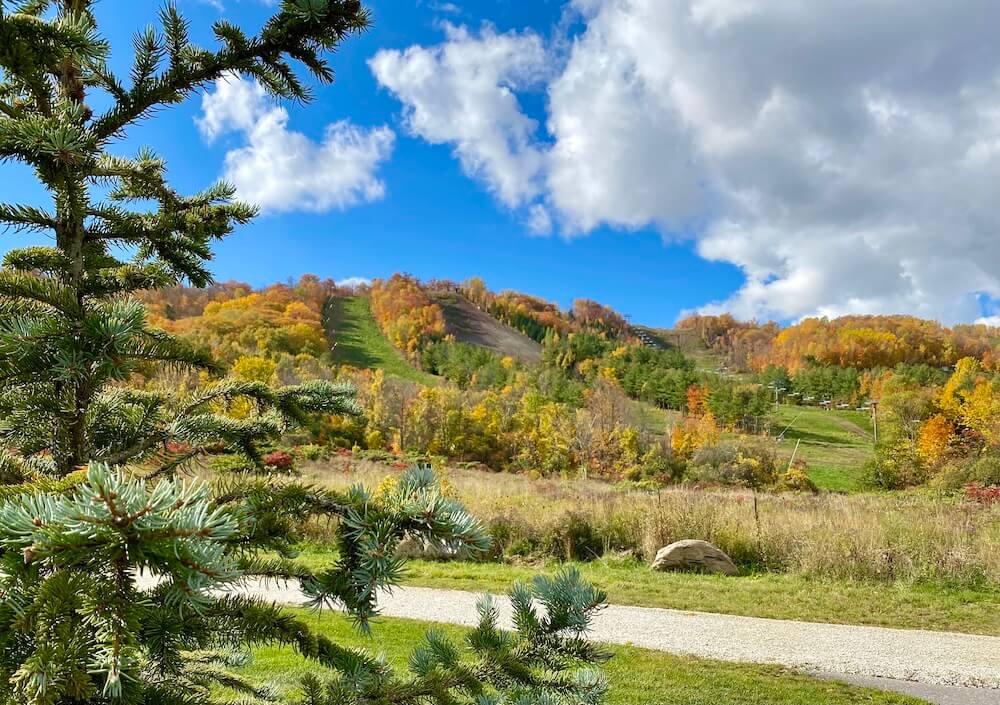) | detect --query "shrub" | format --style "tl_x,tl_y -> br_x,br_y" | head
297,443 -> 327,462
365,429 -> 385,450
928,459 -> 976,492
861,440 -> 927,490
965,482 -> 1000,504
775,464 -> 819,493
543,512 -> 605,561
263,450 -> 295,471
686,440 -> 778,488
968,454 -> 1000,486
210,453 -> 254,473
929,453 -> 1000,492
